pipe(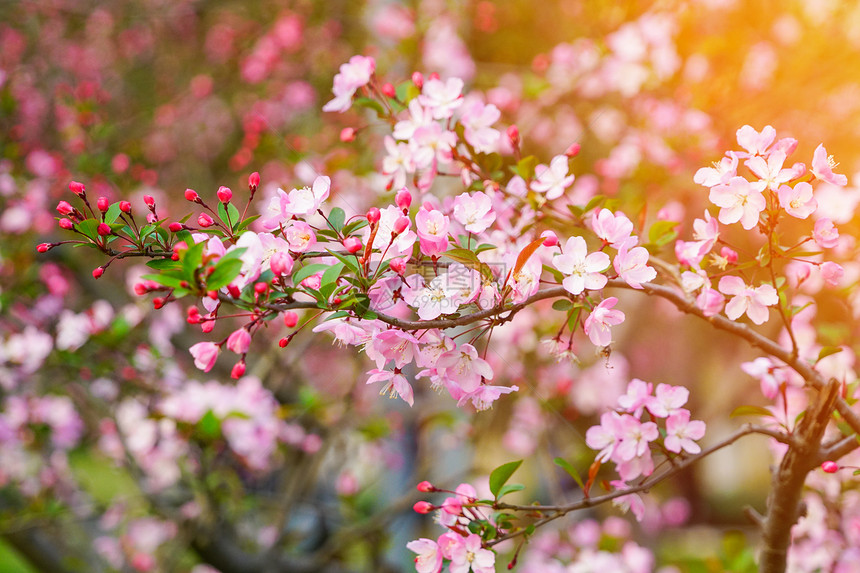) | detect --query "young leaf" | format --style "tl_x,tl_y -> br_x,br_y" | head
328,207 -> 346,232
553,457 -> 586,490
496,483 -> 525,499
292,263 -> 330,285
730,405 -> 773,418
206,259 -> 243,291
489,460 -> 523,498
